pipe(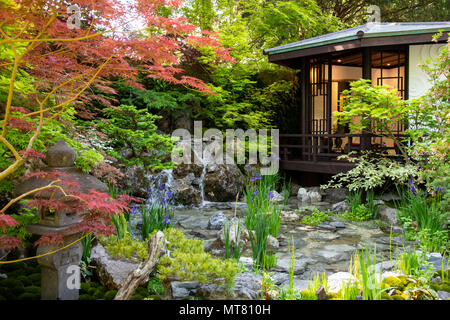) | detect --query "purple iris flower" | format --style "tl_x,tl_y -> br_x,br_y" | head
131,204 -> 139,215
408,178 -> 416,196
164,216 -> 171,225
